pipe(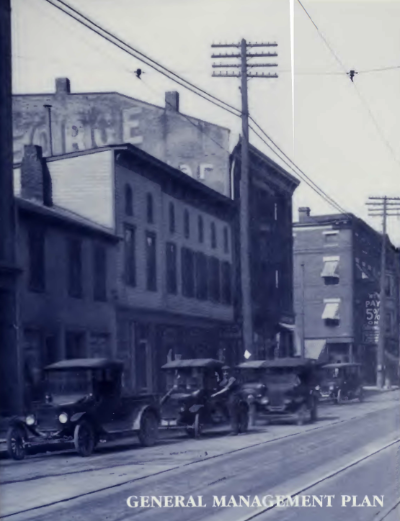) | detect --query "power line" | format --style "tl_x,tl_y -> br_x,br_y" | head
44,0 -> 353,217
44,0 -> 241,118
